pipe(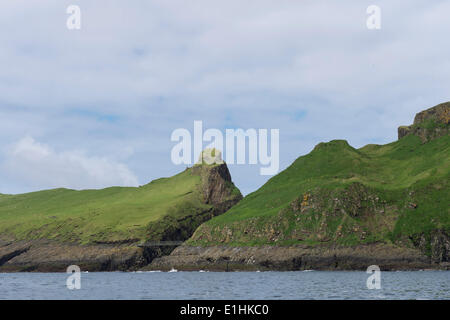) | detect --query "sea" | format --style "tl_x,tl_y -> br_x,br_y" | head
0,270 -> 448,300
